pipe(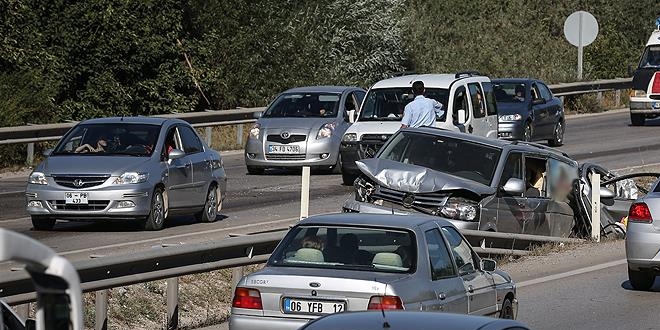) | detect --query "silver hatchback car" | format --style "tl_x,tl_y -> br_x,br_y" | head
26,117 -> 227,231
626,178 -> 660,290
229,213 -> 517,330
244,86 -> 366,174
